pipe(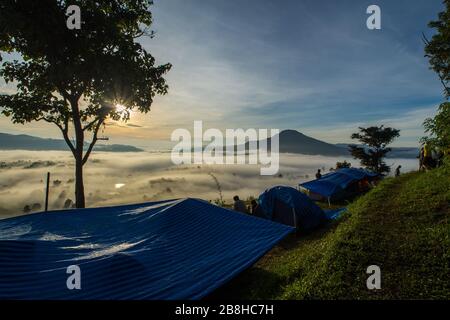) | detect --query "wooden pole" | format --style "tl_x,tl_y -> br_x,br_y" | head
45,172 -> 50,212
